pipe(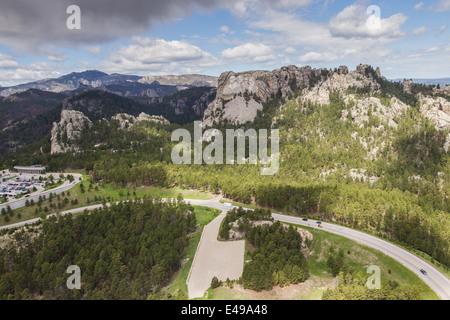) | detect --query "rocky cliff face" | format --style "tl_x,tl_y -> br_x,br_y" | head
50,110 -> 93,154
203,66 -> 320,126
340,96 -> 409,129
202,64 -> 381,126
418,94 -> 450,131
111,112 -> 170,129
203,64 -> 450,138
51,110 -> 170,154
173,87 -> 216,116
299,64 -> 380,106
434,85 -> 450,96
